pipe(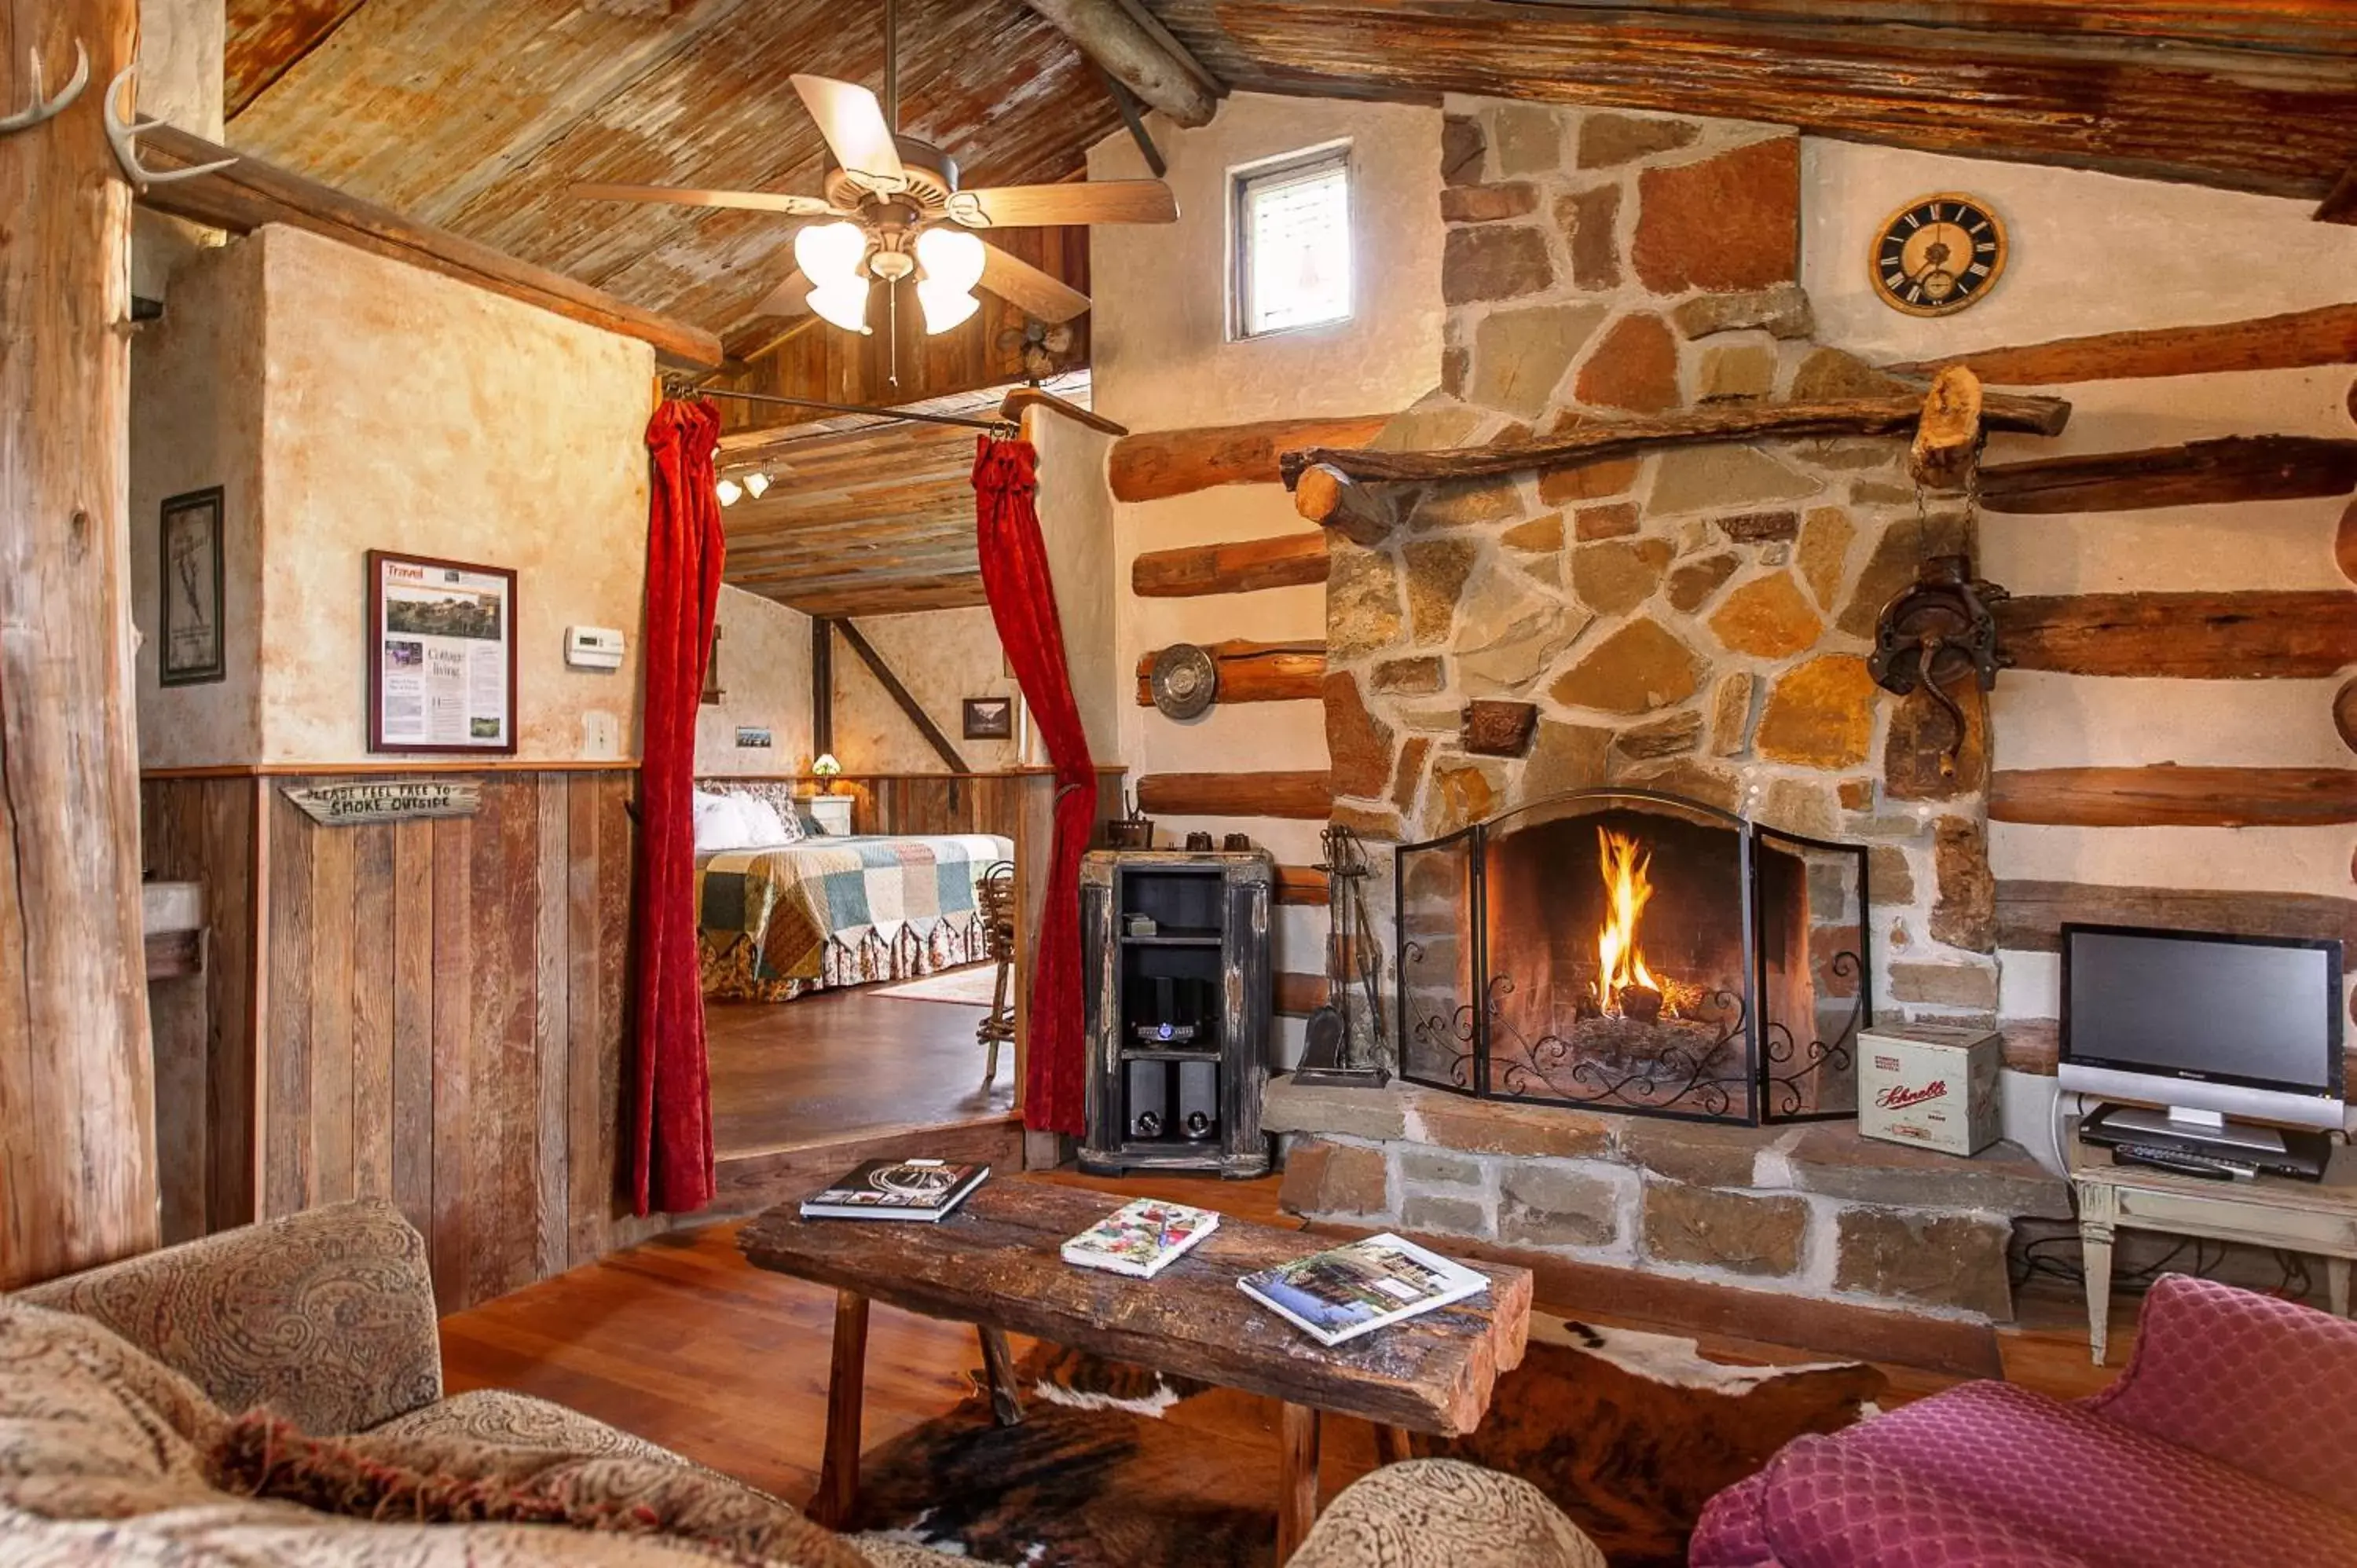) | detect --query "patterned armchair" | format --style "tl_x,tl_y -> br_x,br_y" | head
7,1200 -> 1600,1568
1691,1272 -> 2357,1566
